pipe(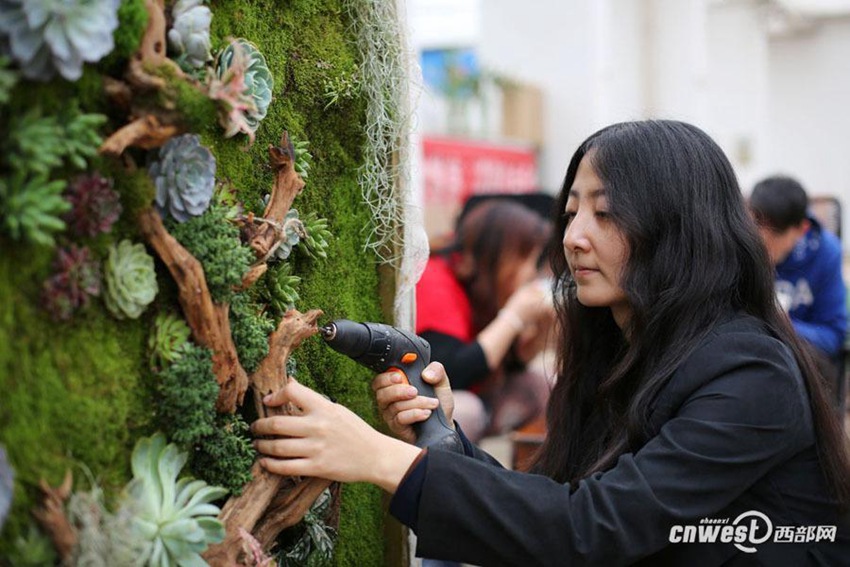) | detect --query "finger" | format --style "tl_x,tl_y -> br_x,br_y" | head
374,383 -> 419,410
390,407 -> 434,427
259,457 -> 314,478
422,362 -> 449,387
264,379 -> 329,412
251,415 -> 309,437
371,371 -> 405,392
254,437 -> 313,459
380,395 -> 439,416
